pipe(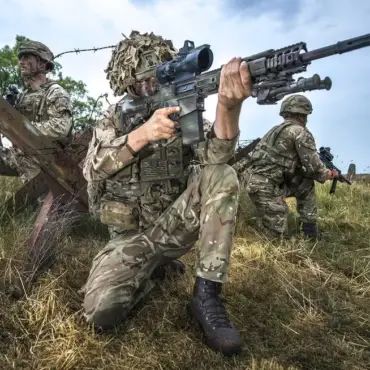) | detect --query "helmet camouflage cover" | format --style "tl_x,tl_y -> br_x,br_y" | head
105,30 -> 178,96
17,40 -> 55,71
279,94 -> 313,116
